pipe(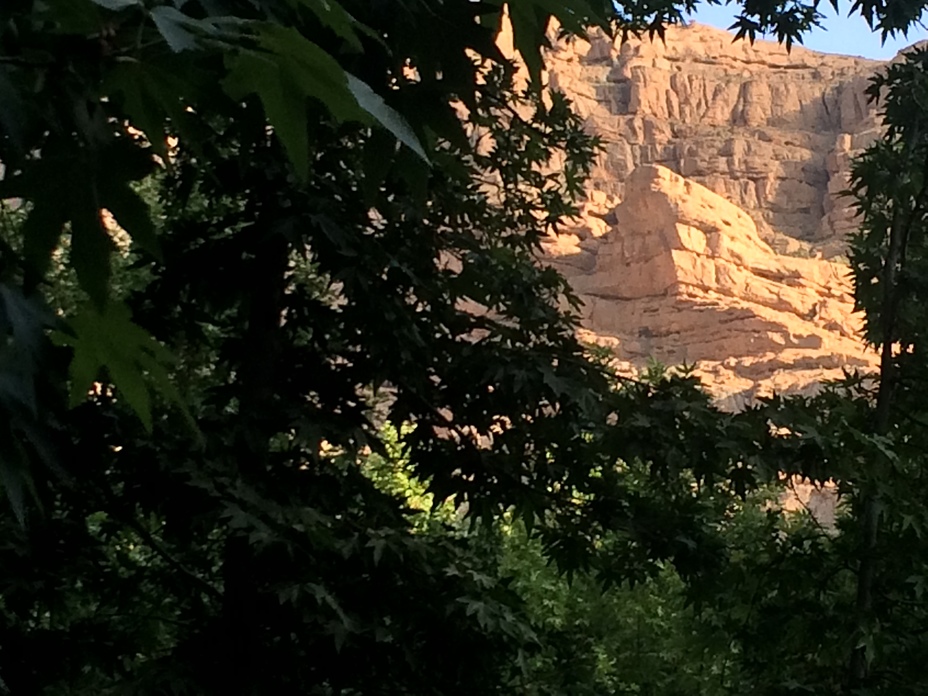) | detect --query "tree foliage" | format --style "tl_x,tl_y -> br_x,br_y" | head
3,0 -> 928,694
